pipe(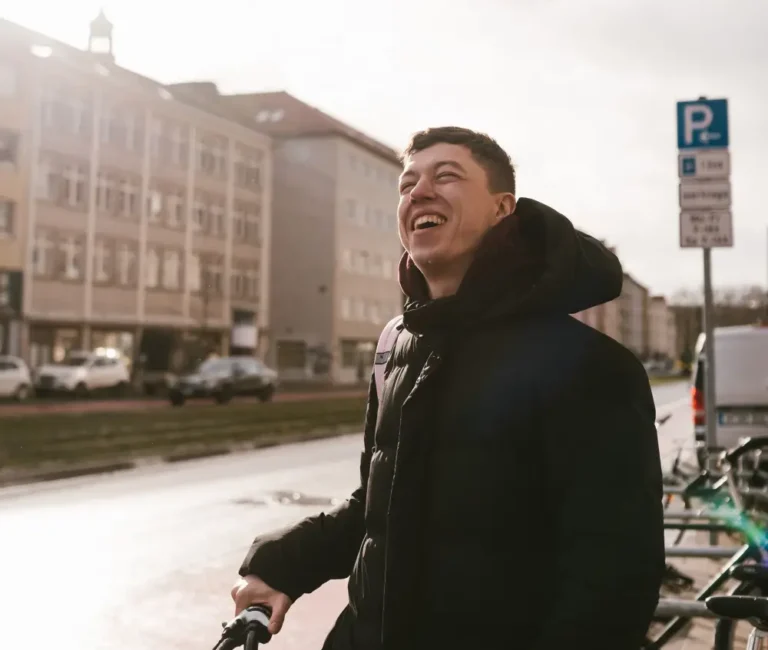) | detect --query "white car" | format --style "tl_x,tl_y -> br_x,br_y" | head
0,356 -> 32,401
34,350 -> 130,397
692,324 -> 768,464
